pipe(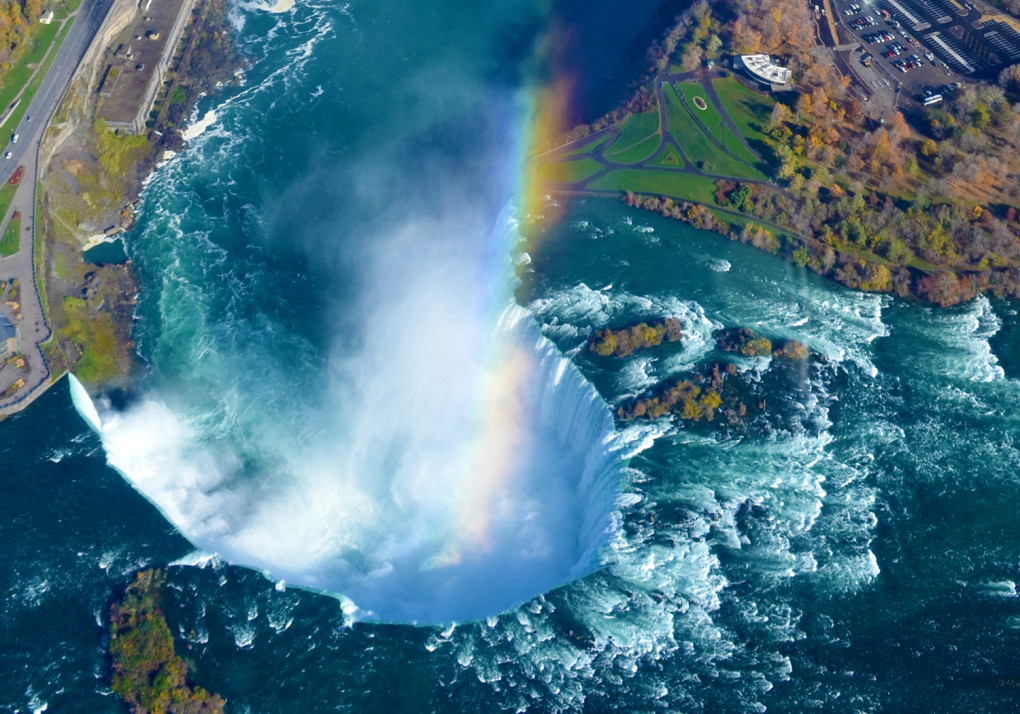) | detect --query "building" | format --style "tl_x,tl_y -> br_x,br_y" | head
736,54 -> 792,89
98,0 -> 199,134
39,10 -> 54,24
